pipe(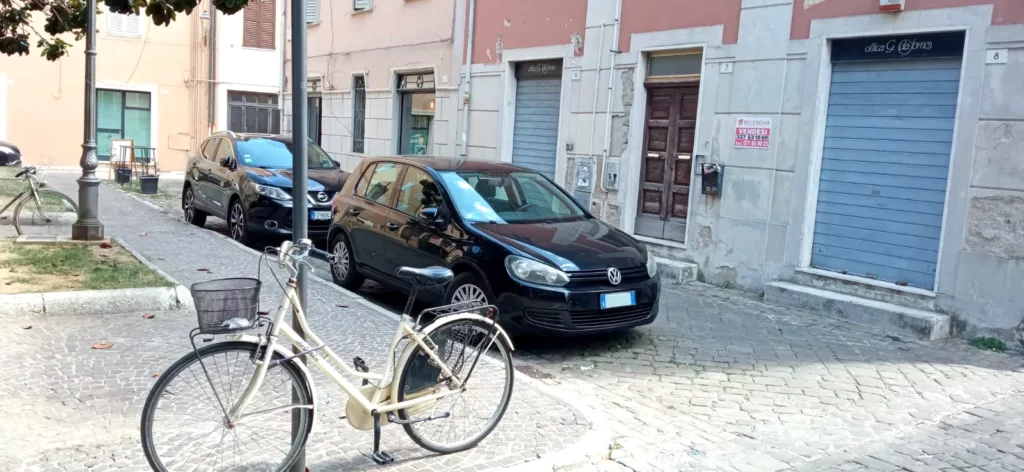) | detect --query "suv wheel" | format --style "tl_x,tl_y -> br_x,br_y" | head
182,186 -> 207,227
330,232 -> 364,290
228,199 -> 249,245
